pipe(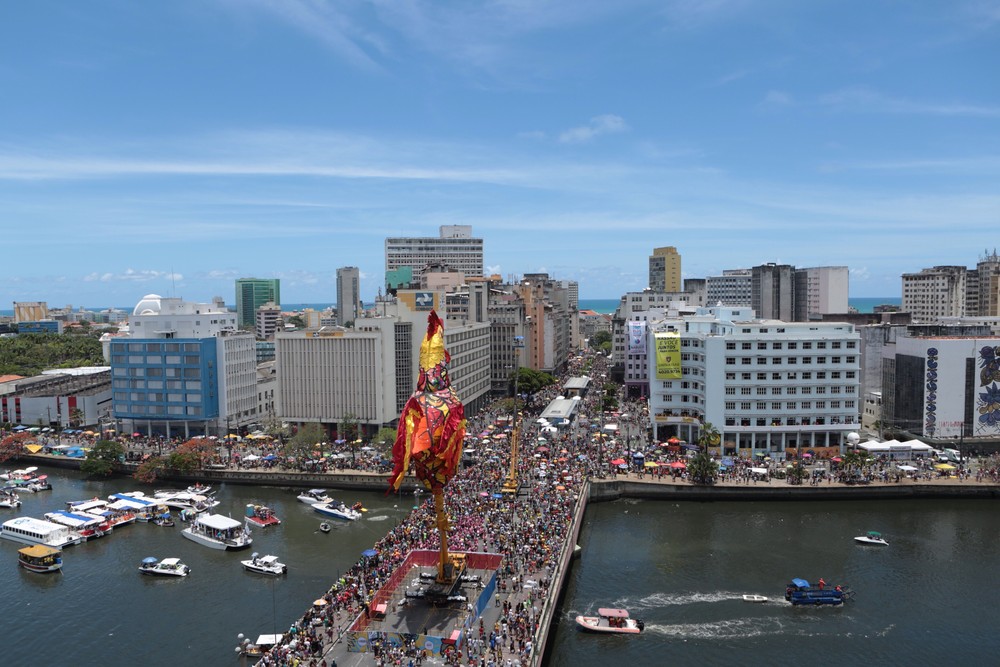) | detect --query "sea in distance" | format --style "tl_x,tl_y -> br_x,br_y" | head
0,297 -> 901,318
